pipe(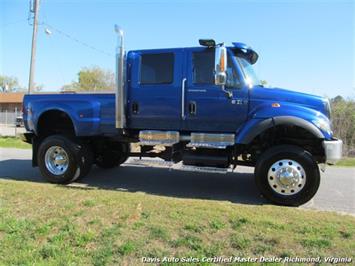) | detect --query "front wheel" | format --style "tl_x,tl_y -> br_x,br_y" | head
254,145 -> 320,206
